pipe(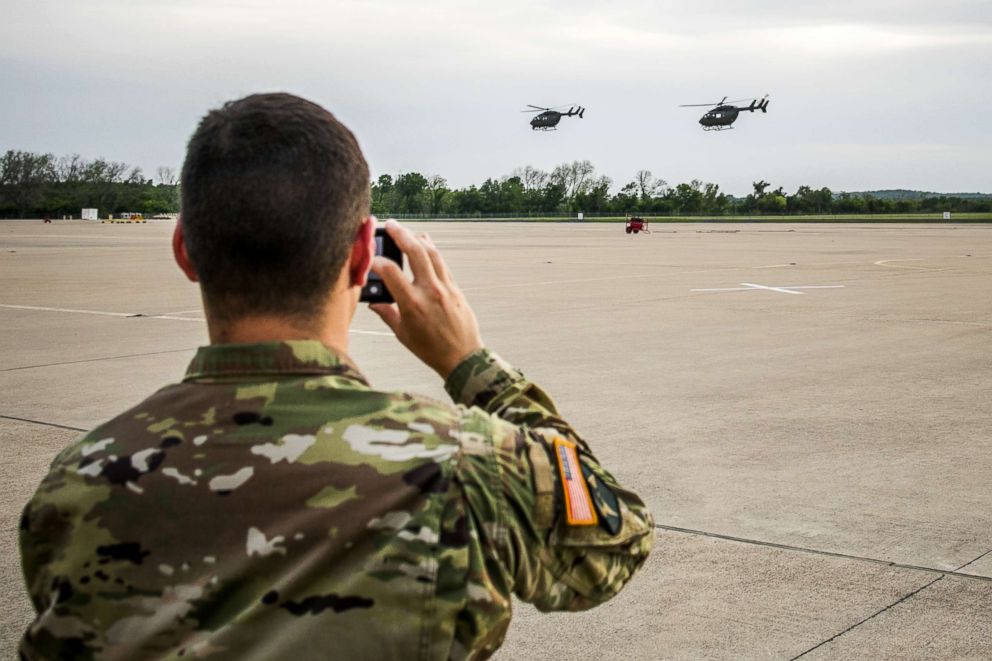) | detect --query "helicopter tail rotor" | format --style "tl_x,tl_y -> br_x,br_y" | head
759,96 -> 769,113
578,107 -> 585,118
